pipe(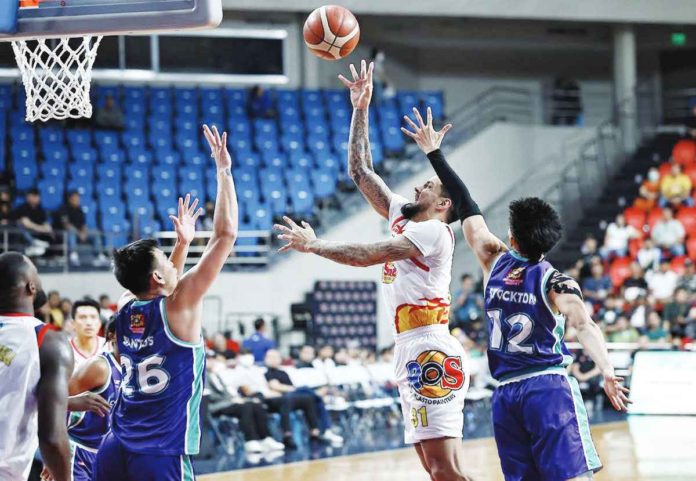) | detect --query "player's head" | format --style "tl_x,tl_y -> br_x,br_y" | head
0,251 -> 46,313
401,176 -> 457,224
508,197 -> 562,262
72,299 -> 101,340
112,239 -> 178,297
